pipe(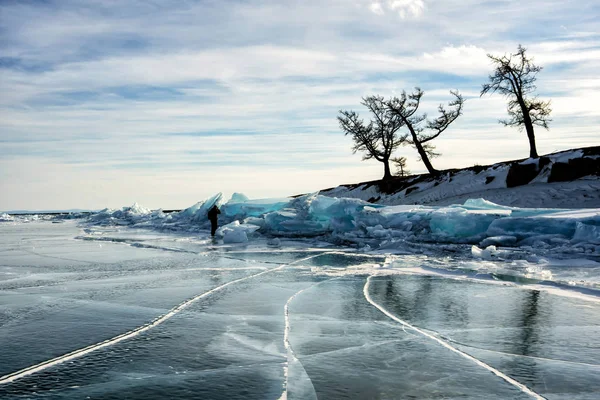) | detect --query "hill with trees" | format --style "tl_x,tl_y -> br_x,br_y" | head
328,45 -> 600,208
319,146 -> 600,209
